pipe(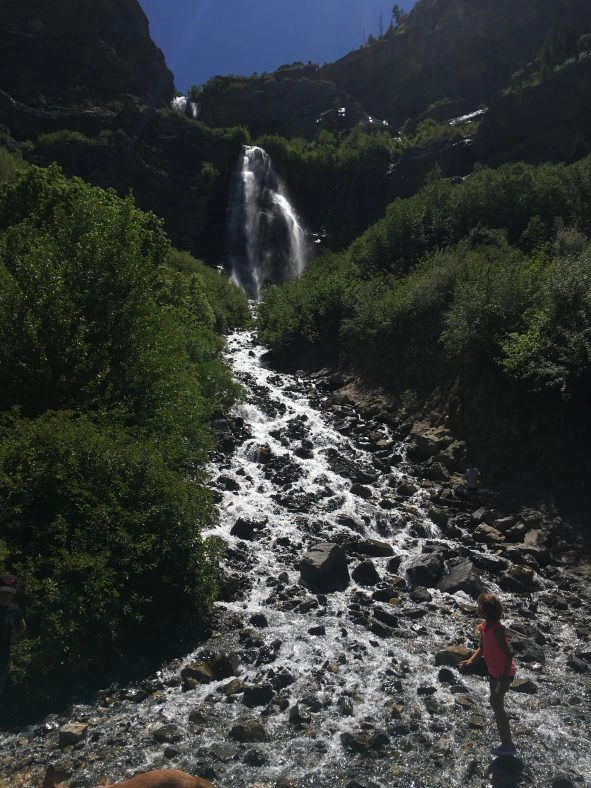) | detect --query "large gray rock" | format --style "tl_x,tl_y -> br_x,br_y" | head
299,542 -> 350,593
437,559 -> 486,599
406,552 -> 445,588
58,723 -> 88,748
